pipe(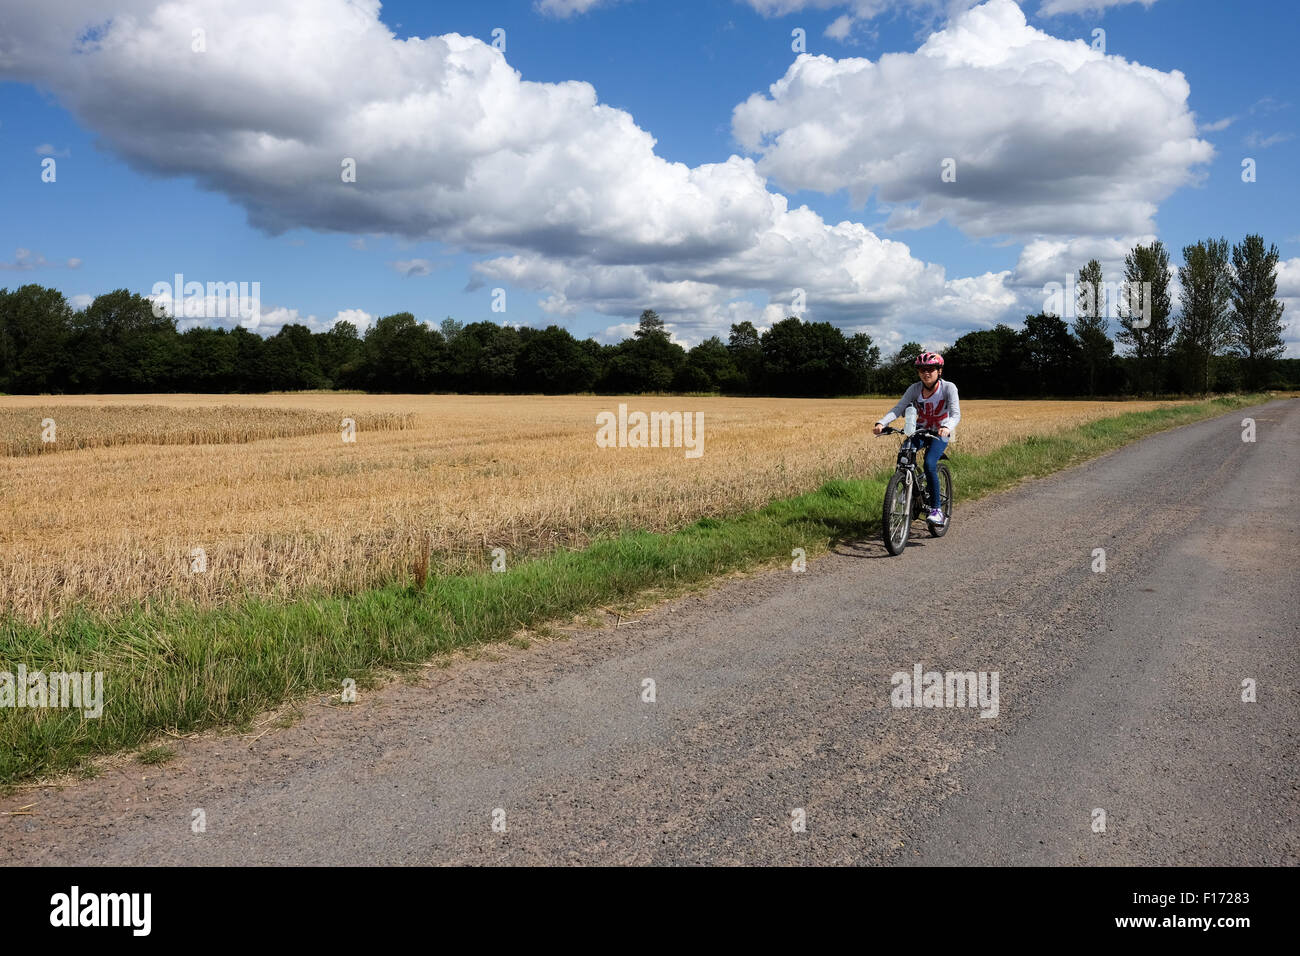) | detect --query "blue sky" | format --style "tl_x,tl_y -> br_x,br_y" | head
1,0 -> 1297,355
